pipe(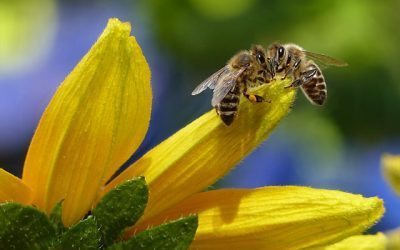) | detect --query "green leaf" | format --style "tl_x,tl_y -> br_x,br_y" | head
108,215 -> 198,250
49,201 -> 66,235
0,202 -> 56,249
54,216 -> 100,250
92,176 -> 148,246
